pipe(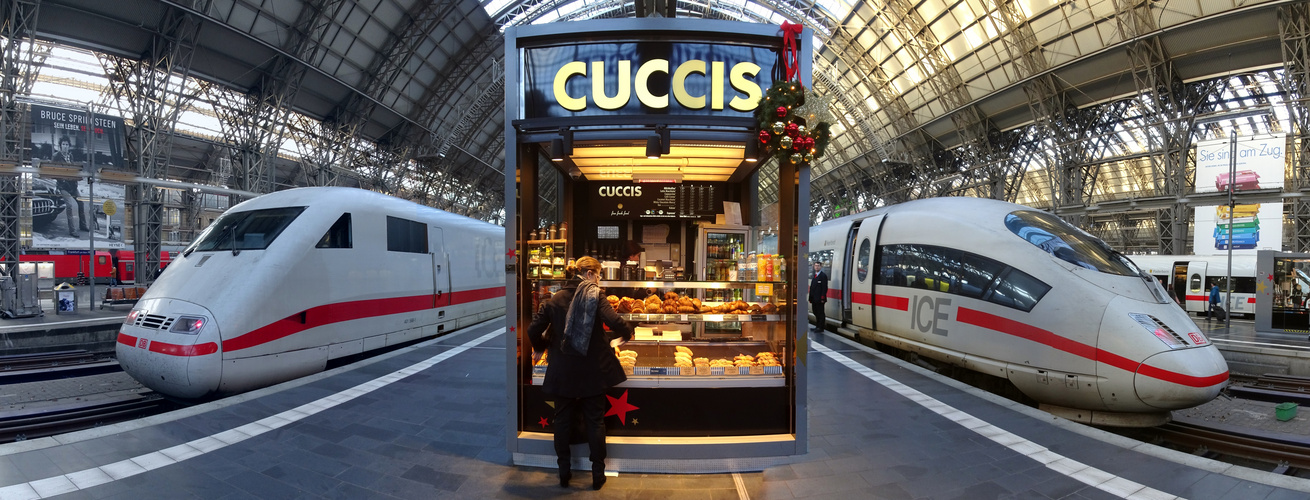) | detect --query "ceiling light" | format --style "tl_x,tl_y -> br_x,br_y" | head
645,136 -> 661,159
632,172 -> 683,183
550,138 -> 565,162
744,140 -> 758,163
